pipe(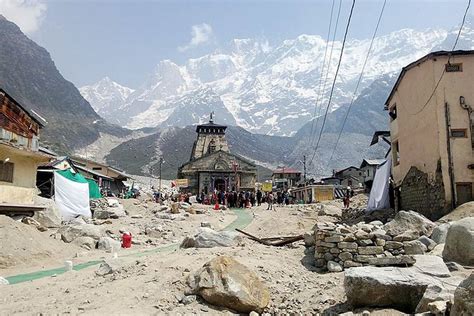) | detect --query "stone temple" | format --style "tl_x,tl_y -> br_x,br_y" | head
177,114 -> 257,195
